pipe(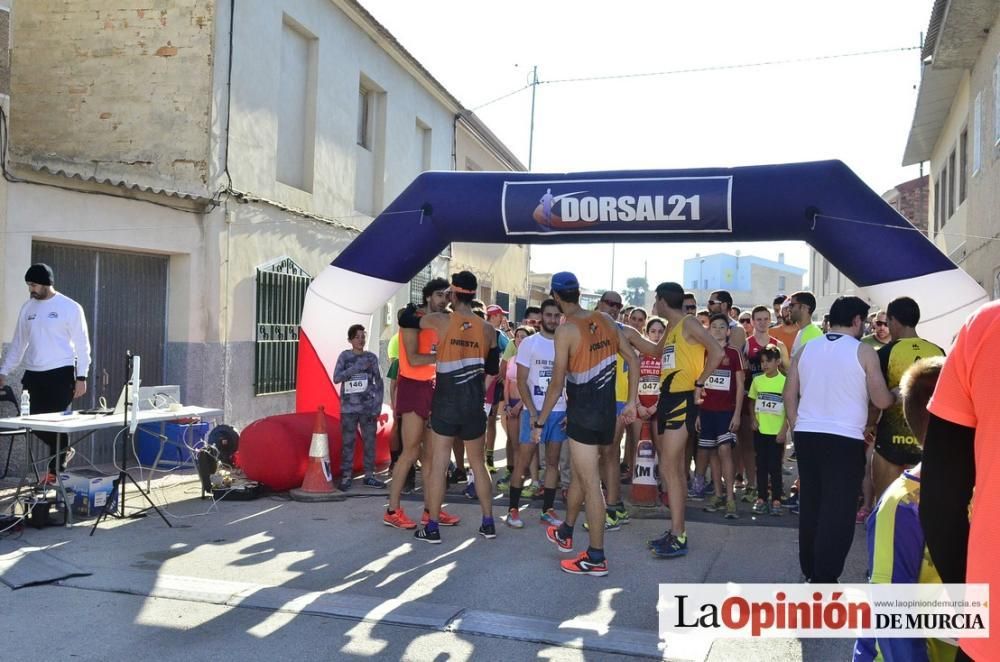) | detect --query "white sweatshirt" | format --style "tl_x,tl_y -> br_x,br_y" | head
0,292 -> 91,378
